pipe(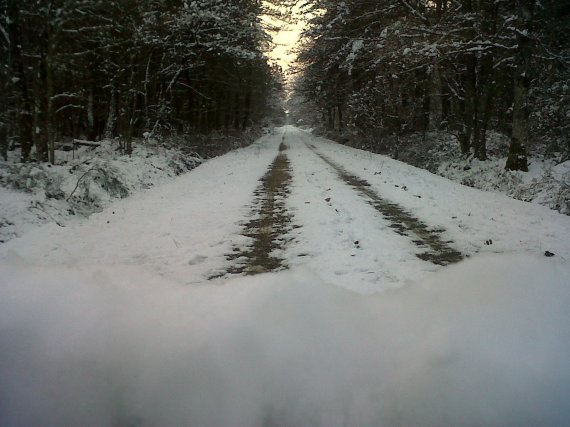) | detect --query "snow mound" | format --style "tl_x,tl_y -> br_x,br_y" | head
363,131 -> 570,215
1,254 -> 568,426
0,140 -> 202,243
438,156 -> 570,215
